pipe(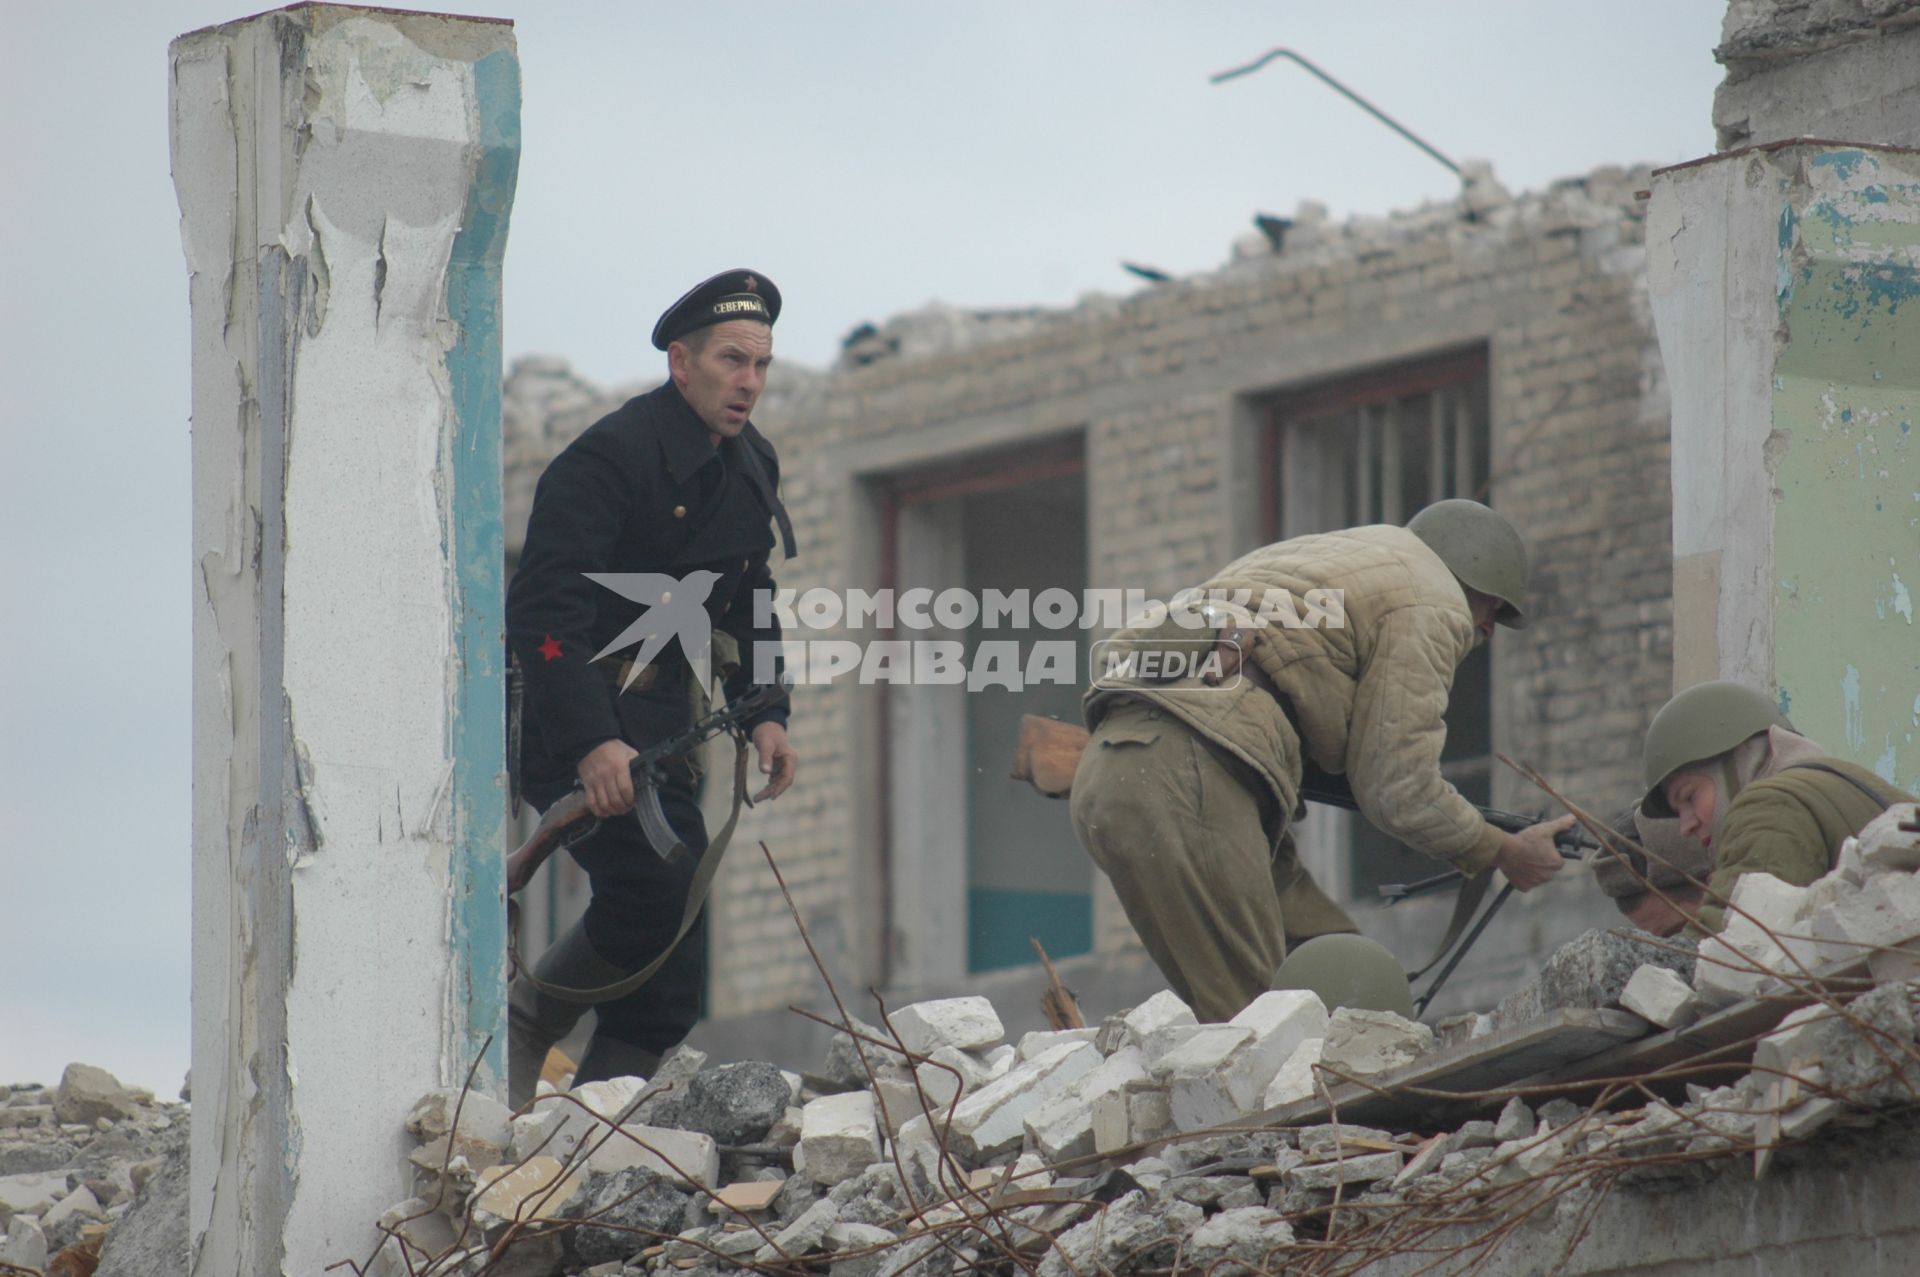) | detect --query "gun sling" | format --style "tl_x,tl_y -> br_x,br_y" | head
514,735 -> 752,1005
